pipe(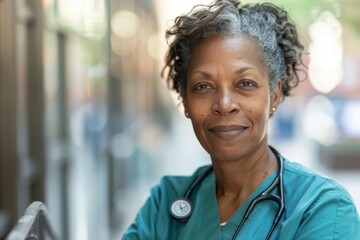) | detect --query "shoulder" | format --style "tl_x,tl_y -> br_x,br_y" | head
283,159 -> 356,206
148,165 -> 211,203
122,165 -> 212,239
284,160 -> 353,198
282,160 -> 360,239
156,165 -> 211,196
